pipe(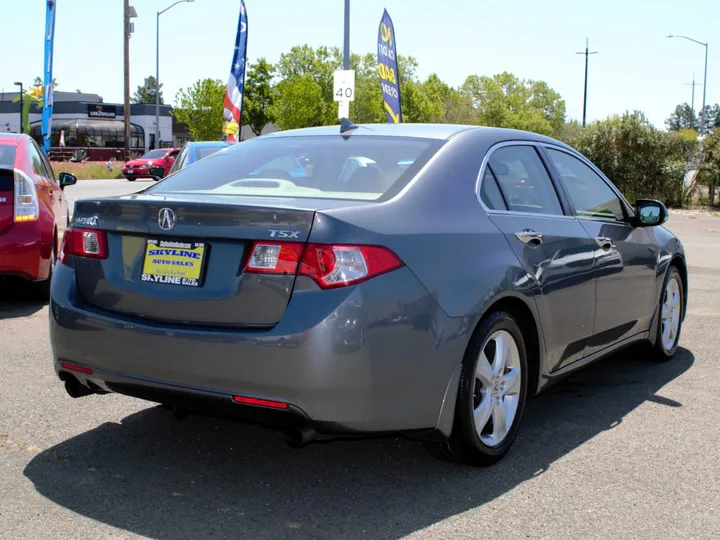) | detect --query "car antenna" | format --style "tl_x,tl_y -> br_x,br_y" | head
340,117 -> 359,134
